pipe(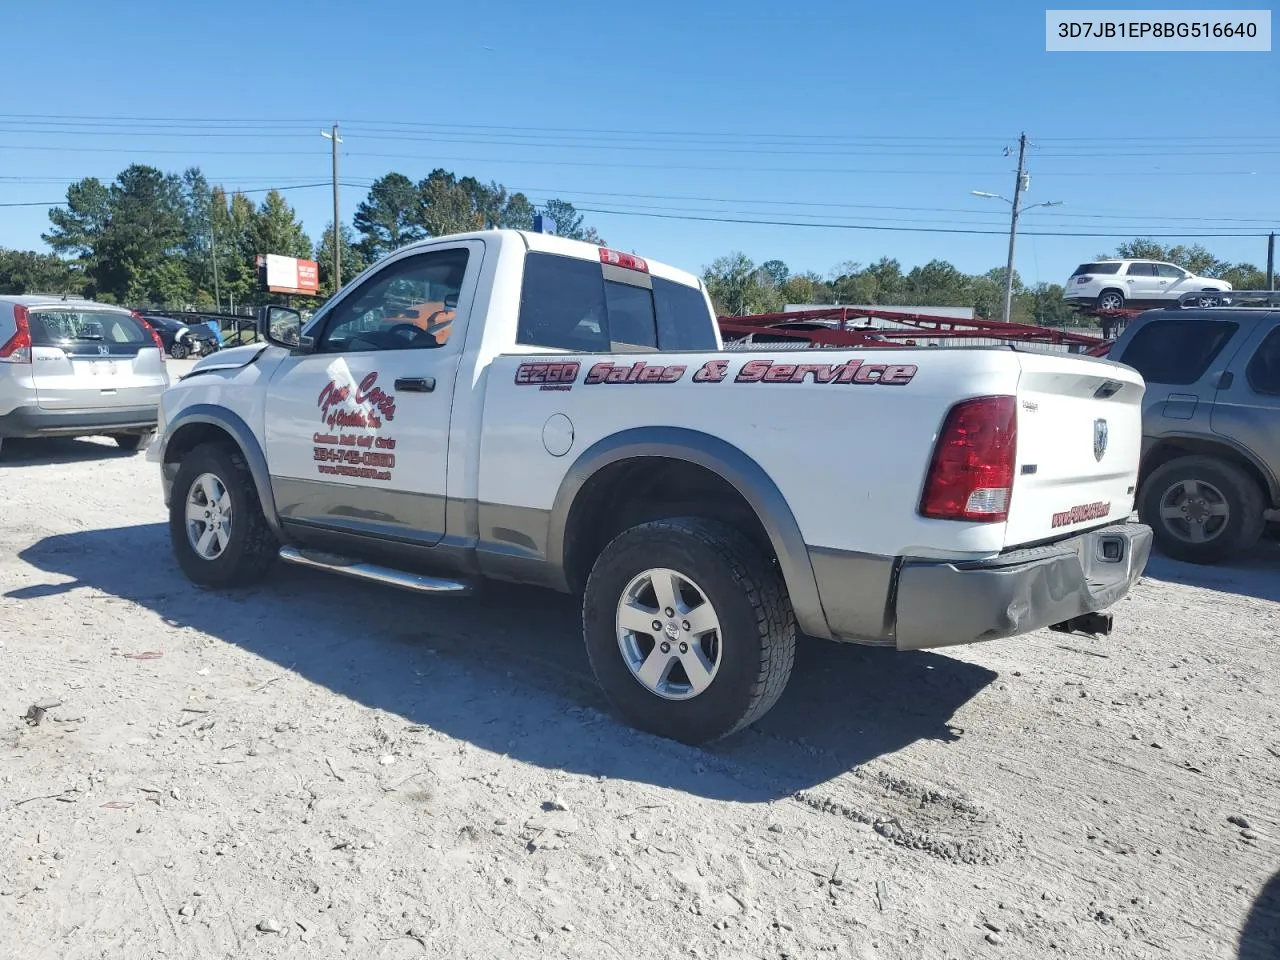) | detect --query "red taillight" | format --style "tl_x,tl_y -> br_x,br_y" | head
0,305 -> 33,363
599,247 -> 648,273
133,311 -> 165,352
919,396 -> 1018,523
